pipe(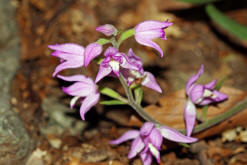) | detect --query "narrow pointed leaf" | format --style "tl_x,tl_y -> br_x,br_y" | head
179,143 -> 190,148
206,4 -> 247,41
100,100 -> 127,105
97,38 -> 111,45
99,87 -> 122,99
117,29 -> 135,47
215,77 -> 227,90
